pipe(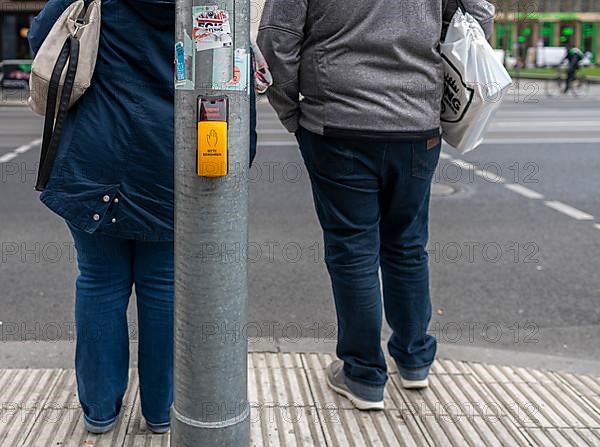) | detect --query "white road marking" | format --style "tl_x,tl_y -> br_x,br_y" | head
504,184 -> 545,200
544,201 -> 595,221
0,152 -> 18,163
451,159 -> 476,171
495,110 -> 600,117
481,138 -> 600,145
258,119 -> 286,124
256,134 -> 600,146
255,105 -> 600,229
257,133 -> 600,146
474,170 -> 507,184
0,138 -> 42,164
258,138 -> 600,148
262,140 -> 594,224
258,141 -> 298,147
256,136 -> 600,145
441,154 -> 596,226
14,142 -> 37,154
492,121 -> 600,128
256,129 -> 291,134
